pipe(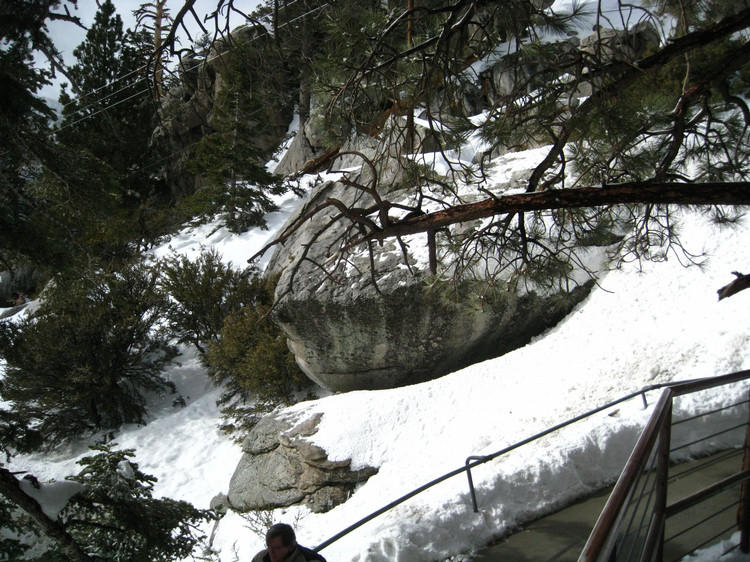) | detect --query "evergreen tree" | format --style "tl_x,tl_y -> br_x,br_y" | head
0,2 -> 80,270
0,447 -> 212,562
159,248 -> 247,357
185,28 -> 289,233
158,250 -> 309,430
206,272 -> 311,428
57,446 -> 213,562
57,0 -> 165,208
0,495 -> 34,560
0,262 -> 178,446
0,38 -> 56,267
